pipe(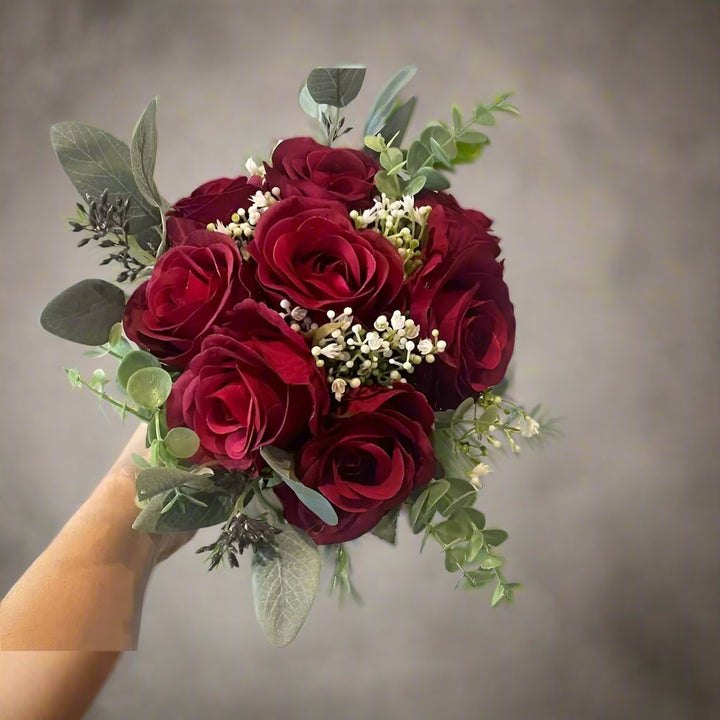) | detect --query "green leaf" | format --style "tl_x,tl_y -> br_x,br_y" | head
50,121 -> 160,239
406,141 -> 430,175
462,507 -> 486,531
460,569 -> 495,589
252,525 -> 321,647
133,489 -> 232,533
416,167 -> 451,191
440,476 -> 477,516
451,105 -> 463,133
41,279 -> 126,345
453,141 -> 485,166
373,169 -> 401,198
117,350 -> 161,389
479,552 -> 504,570
130,98 -> 162,208
66,368 -> 82,388
432,428 -> 476,480
491,583 -> 506,607
466,531 -> 485,563
135,466 -> 213,501
452,397 -> 475,425
379,146 -> 404,173
432,517 -> 468,548
473,107 -> 496,126
371,507 -> 400,545
456,129 -> 489,145
126,366 -> 172,409
164,427 -> 201,459
420,125 -> 456,162
444,546 -> 466,573
260,446 -> 338,526
108,322 -> 123,347
363,134 -> 386,153
298,83 -> 323,119
364,65 -> 417,136
403,174 -> 427,196
429,136 -> 453,168
306,66 -> 366,108
481,528 -> 509,547
378,96 -> 416,149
